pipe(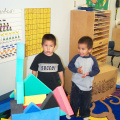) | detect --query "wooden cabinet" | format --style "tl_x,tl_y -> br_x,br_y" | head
69,10 -> 111,63
112,27 -> 120,51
